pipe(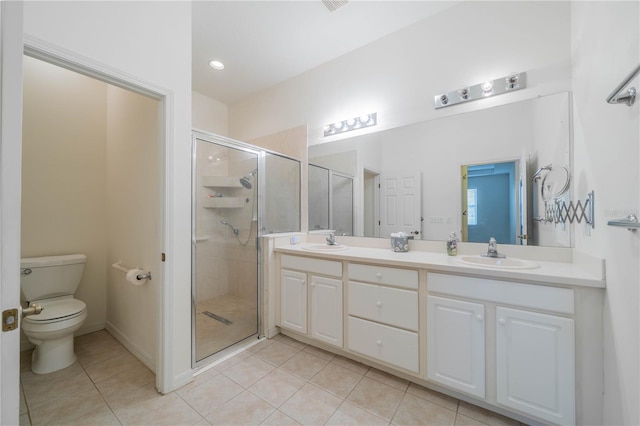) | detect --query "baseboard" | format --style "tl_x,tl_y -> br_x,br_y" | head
77,320 -> 106,337
266,327 -> 280,339
105,321 -> 155,373
170,368 -> 196,393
